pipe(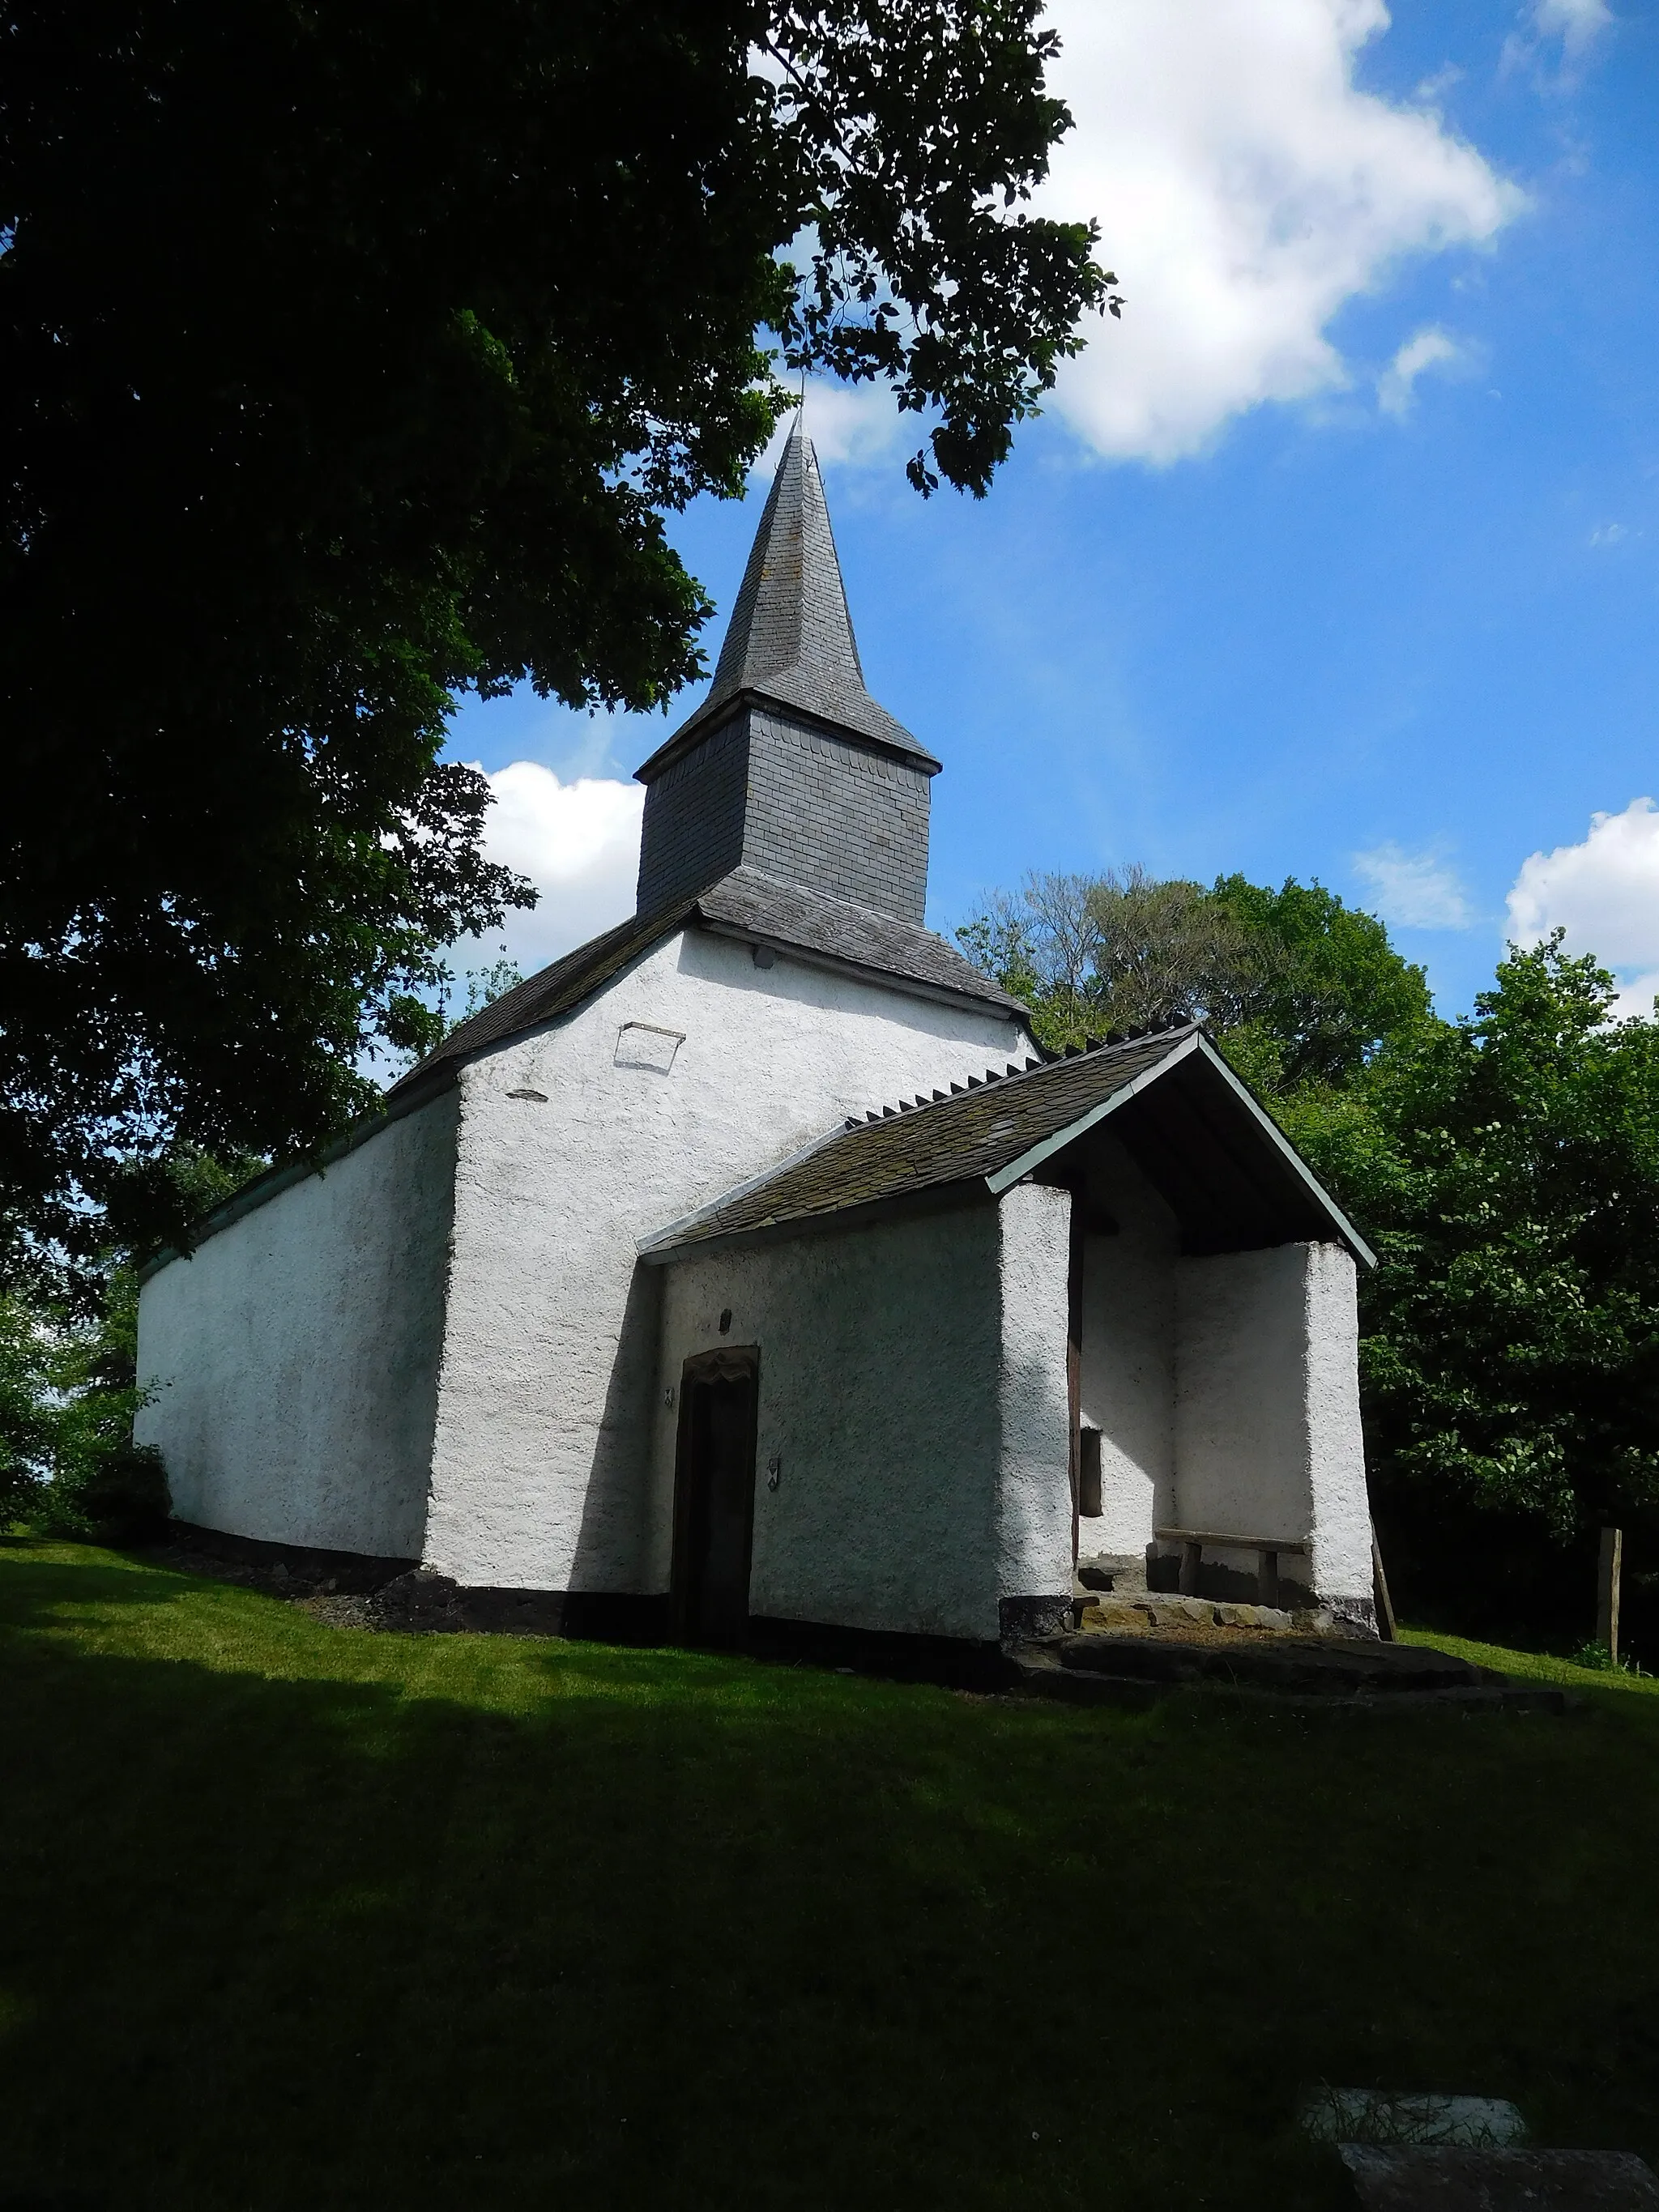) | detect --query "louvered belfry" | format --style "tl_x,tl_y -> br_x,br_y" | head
633,419 -> 940,925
